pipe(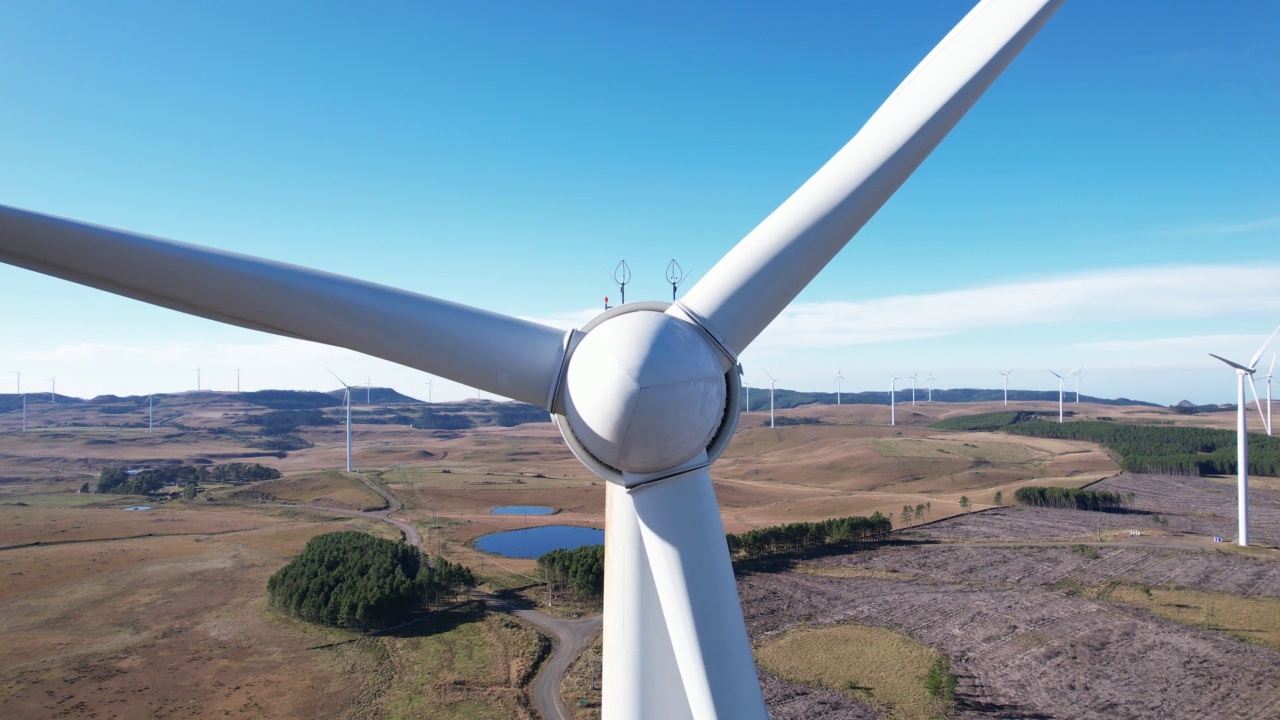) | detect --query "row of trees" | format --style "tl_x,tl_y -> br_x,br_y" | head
1006,419 -> 1280,477
96,462 -> 281,494
538,544 -> 605,599
726,513 -> 893,561
267,531 -> 475,630
1013,485 -> 1127,512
